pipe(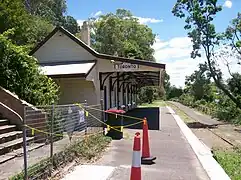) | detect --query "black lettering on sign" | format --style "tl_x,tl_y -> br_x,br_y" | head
114,63 -> 139,70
